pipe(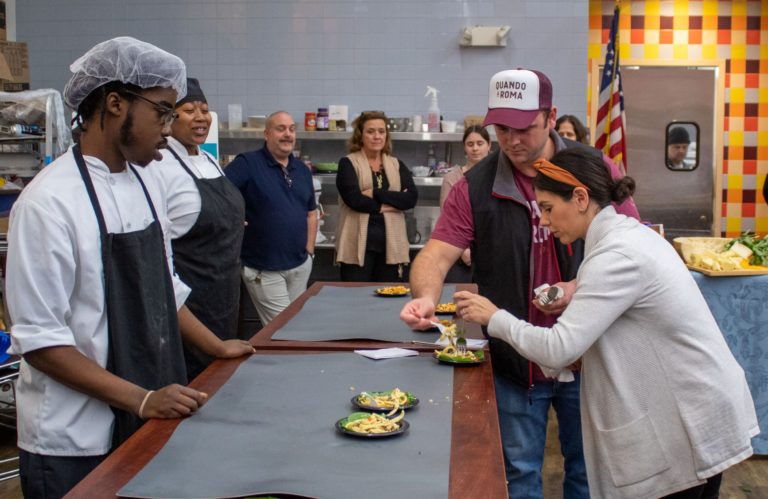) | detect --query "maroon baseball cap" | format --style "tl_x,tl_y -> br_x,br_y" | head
483,69 -> 553,129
